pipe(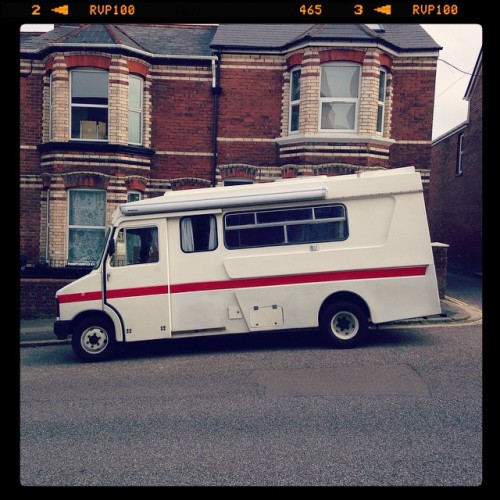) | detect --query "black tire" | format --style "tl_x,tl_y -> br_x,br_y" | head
72,317 -> 117,362
320,301 -> 368,348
